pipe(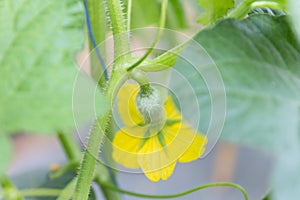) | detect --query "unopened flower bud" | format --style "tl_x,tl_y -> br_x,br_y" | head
136,85 -> 166,133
